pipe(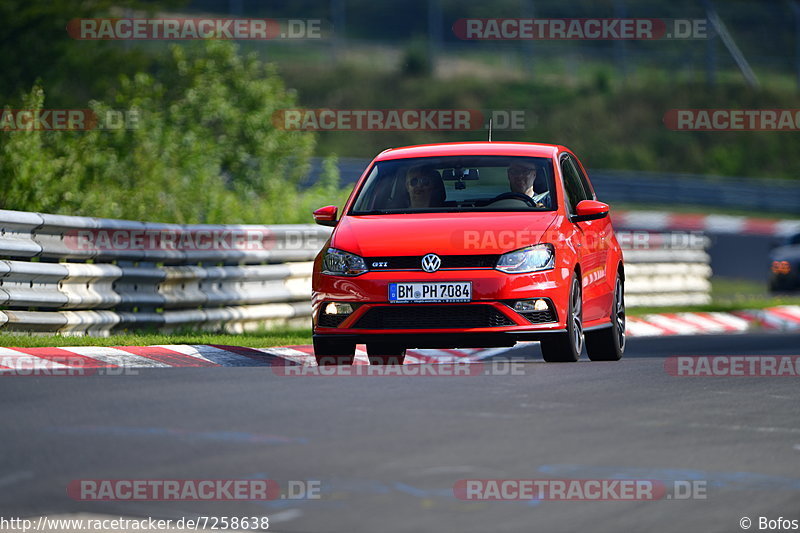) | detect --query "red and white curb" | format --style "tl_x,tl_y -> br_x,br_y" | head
627,306 -> 800,337
262,345 -> 510,365
730,305 -> 800,332
0,344 -> 499,371
0,306 -> 797,371
626,311 -> 751,337
613,210 -> 800,237
0,344 -> 276,370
